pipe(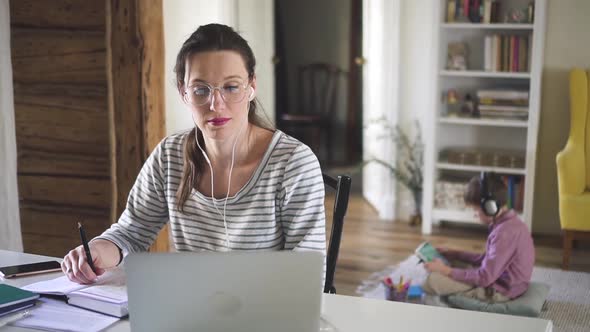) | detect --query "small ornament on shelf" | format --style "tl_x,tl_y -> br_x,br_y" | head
504,7 -> 528,23
447,42 -> 468,71
460,93 -> 477,117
